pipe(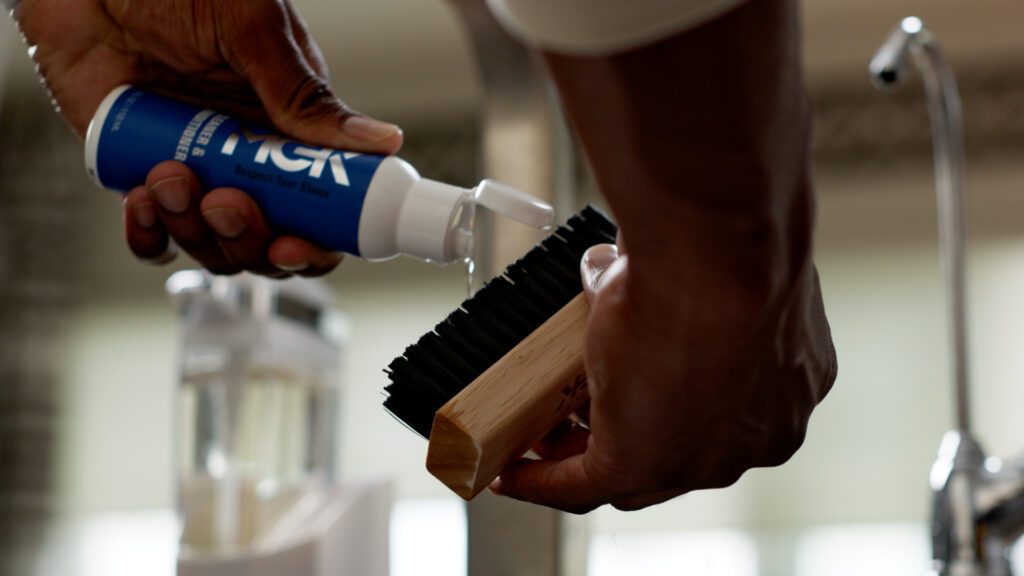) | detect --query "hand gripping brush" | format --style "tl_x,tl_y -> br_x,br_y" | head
384,205 -> 618,499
